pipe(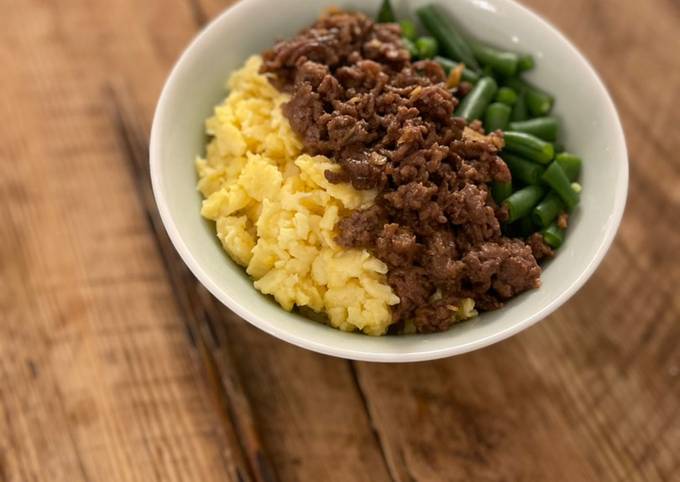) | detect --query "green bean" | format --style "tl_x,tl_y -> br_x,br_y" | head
507,117 -> 559,142
491,181 -> 513,203
415,36 -> 439,59
504,77 -> 554,117
503,185 -> 546,223
461,67 -> 480,84
416,5 -> 480,71
502,153 -> 545,185
541,161 -> 579,210
469,39 -> 519,77
495,87 -> 518,106
434,56 -> 480,84
484,103 -> 511,132
399,19 -> 417,41
517,53 -> 535,72
377,0 -> 396,23
555,152 -> 582,181
503,131 -> 555,164
553,142 -> 565,153
526,89 -> 553,117
454,76 -> 497,122
542,222 -> 566,248
532,191 -> 565,227
403,38 -> 419,58
503,77 -> 526,93
510,91 -> 529,121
